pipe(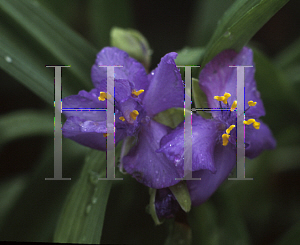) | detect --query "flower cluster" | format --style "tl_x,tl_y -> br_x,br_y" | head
62,46 -> 276,218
